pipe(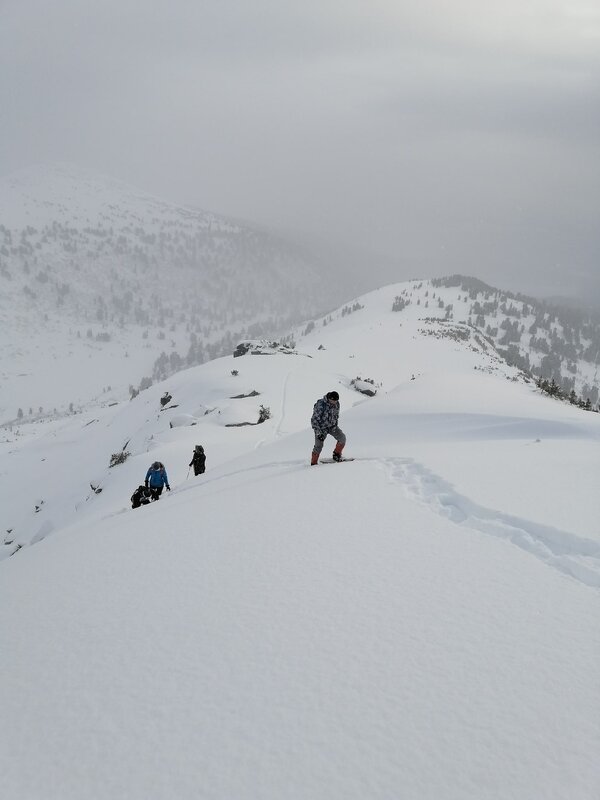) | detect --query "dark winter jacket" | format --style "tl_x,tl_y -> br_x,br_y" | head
311,396 -> 340,436
145,464 -> 169,489
189,449 -> 206,473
